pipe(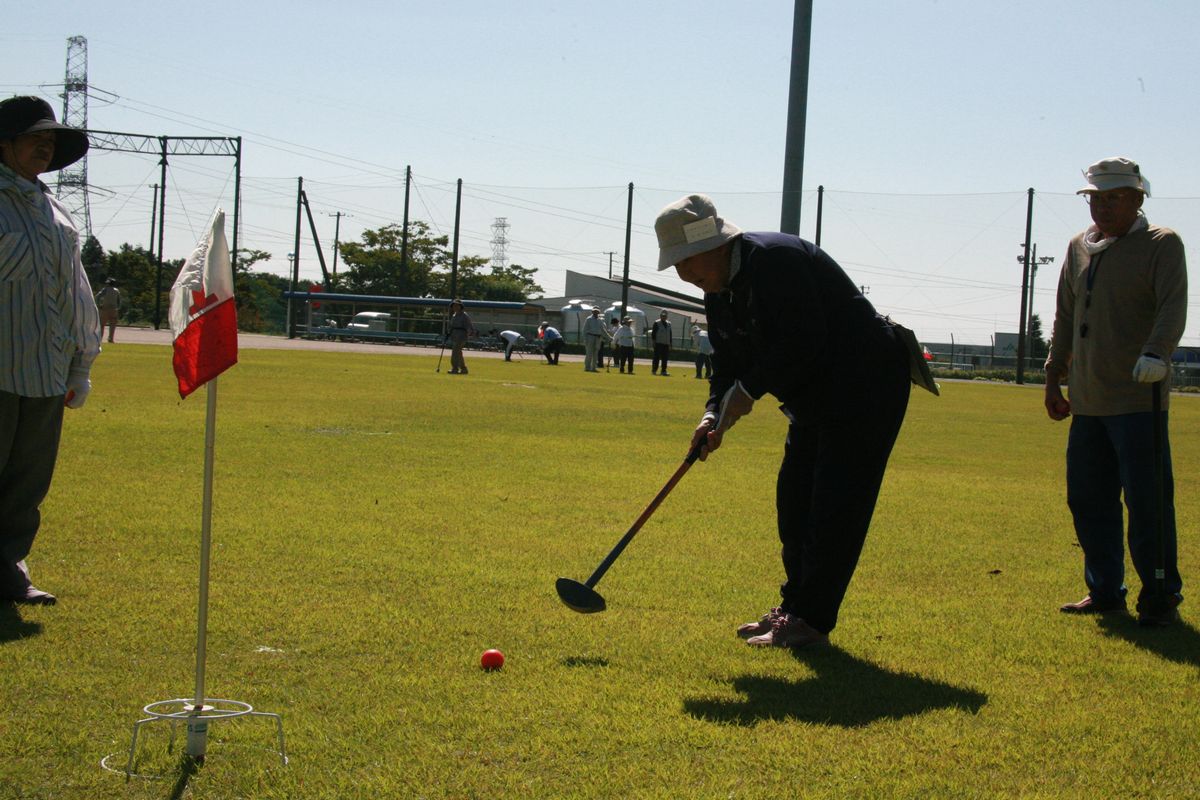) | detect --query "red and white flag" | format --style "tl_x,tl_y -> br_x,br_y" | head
169,209 -> 238,398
